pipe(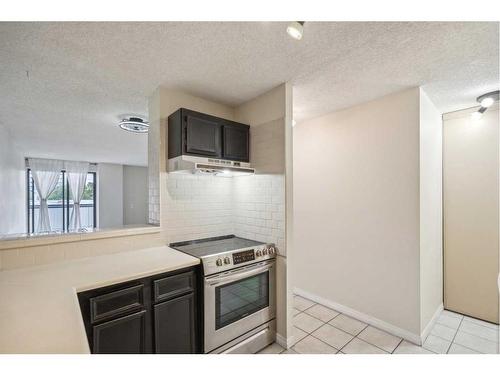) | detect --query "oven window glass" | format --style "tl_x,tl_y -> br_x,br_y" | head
215,271 -> 269,330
